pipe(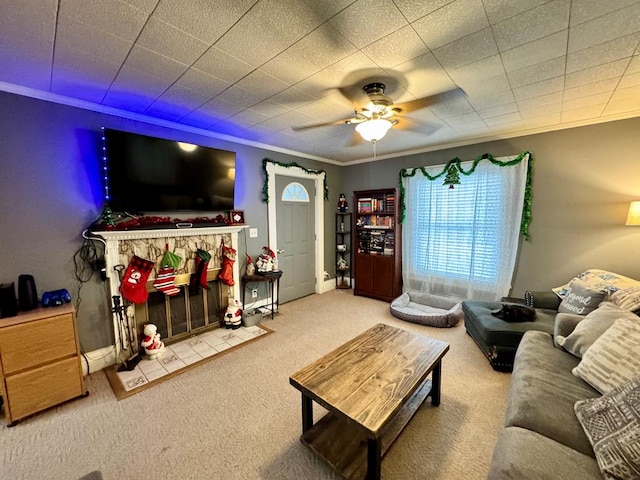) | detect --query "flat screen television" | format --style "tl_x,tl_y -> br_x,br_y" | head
103,128 -> 236,214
